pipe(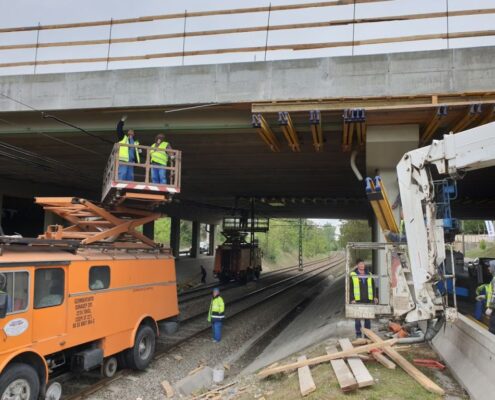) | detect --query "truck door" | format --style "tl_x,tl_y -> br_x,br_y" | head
0,270 -> 31,348
32,268 -> 67,346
